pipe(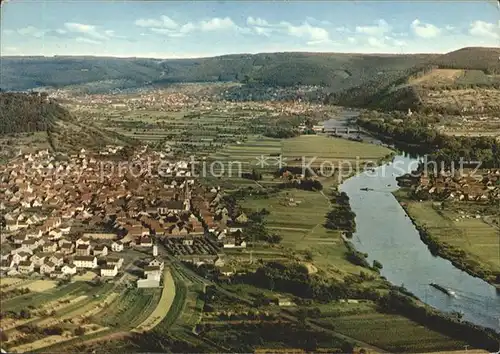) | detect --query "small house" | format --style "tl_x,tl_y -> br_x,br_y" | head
100,264 -> 118,277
